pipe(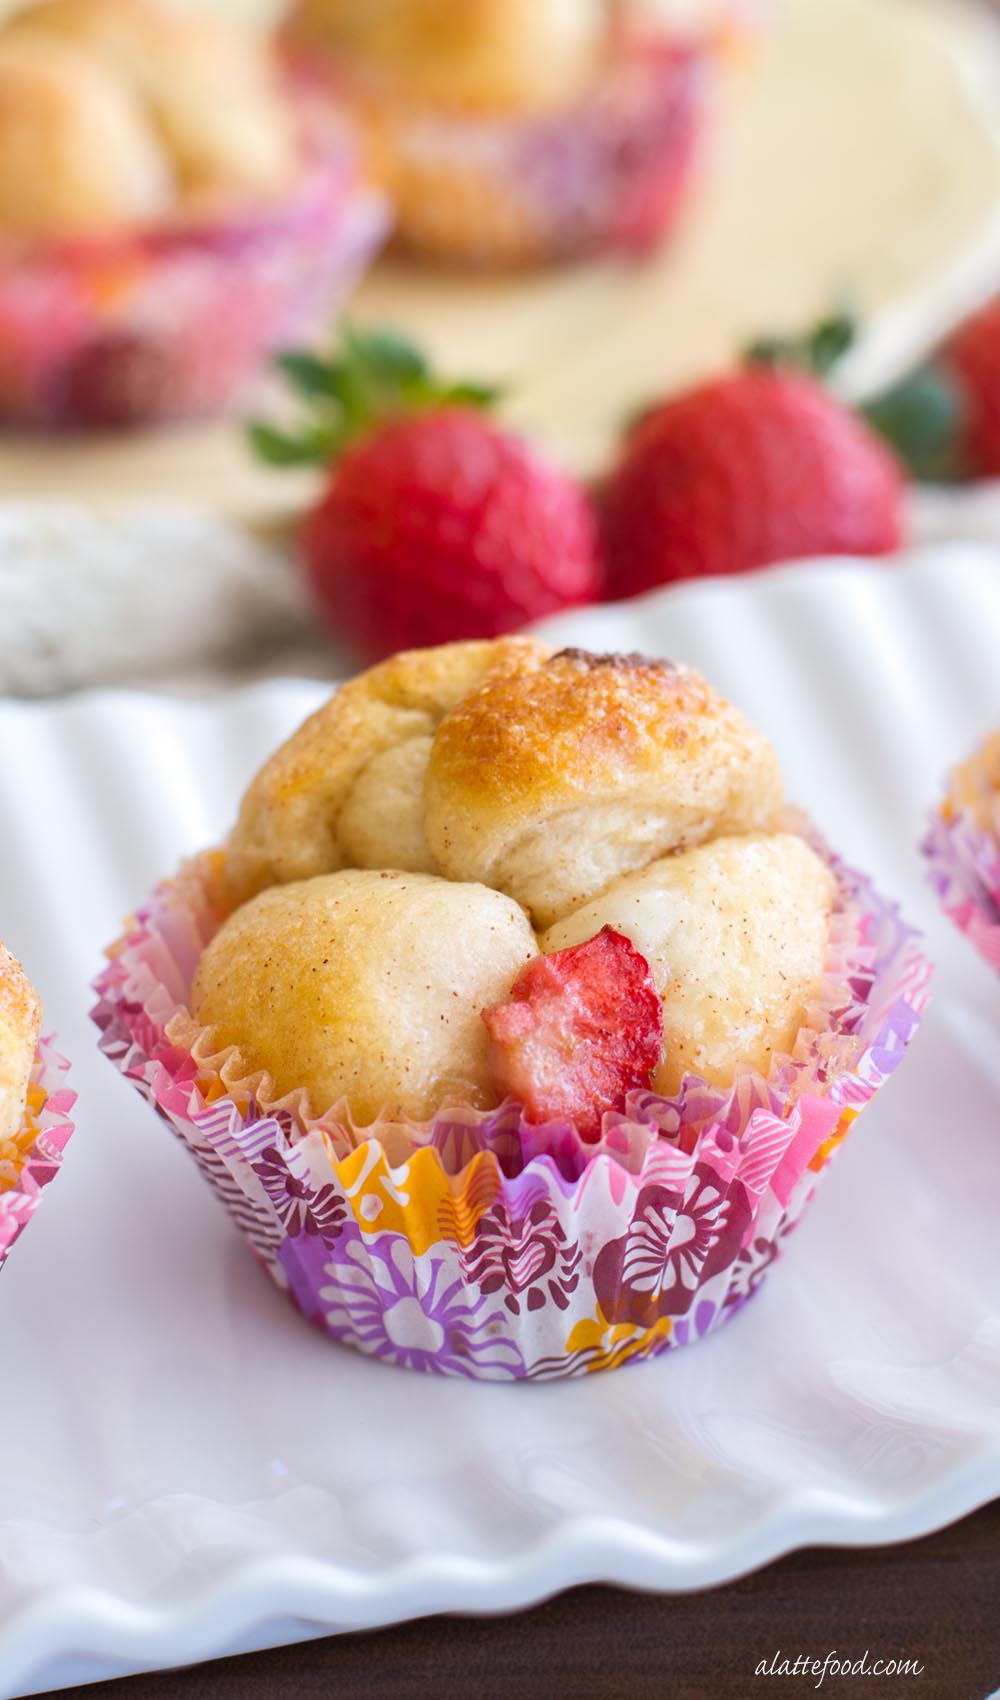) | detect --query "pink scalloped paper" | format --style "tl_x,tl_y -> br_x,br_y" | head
286,38 -> 707,266
0,117 -> 389,428
923,779 -> 1000,973
0,1037 -> 76,1272
92,849 -> 930,1379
